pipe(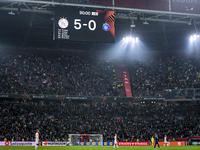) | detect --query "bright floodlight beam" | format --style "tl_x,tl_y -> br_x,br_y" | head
190,34 -> 200,42
123,37 -> 139,43
194,34 -> 197,40
136,37 -> 139,42
190,36 -> 193,42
